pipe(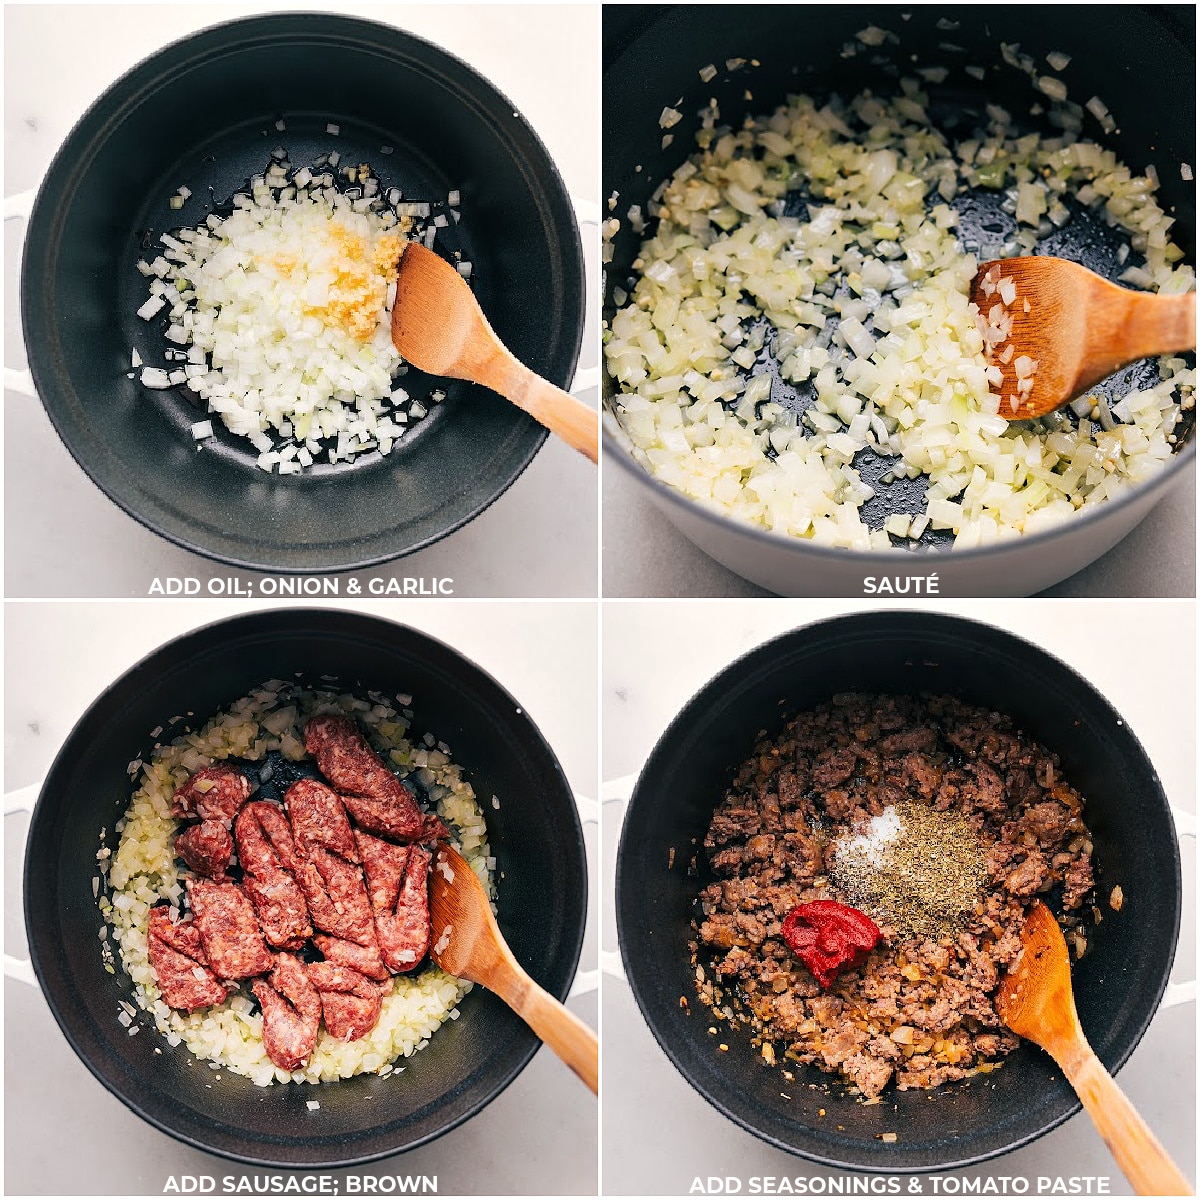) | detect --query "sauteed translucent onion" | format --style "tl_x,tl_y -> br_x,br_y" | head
605,83 -> 1194,550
